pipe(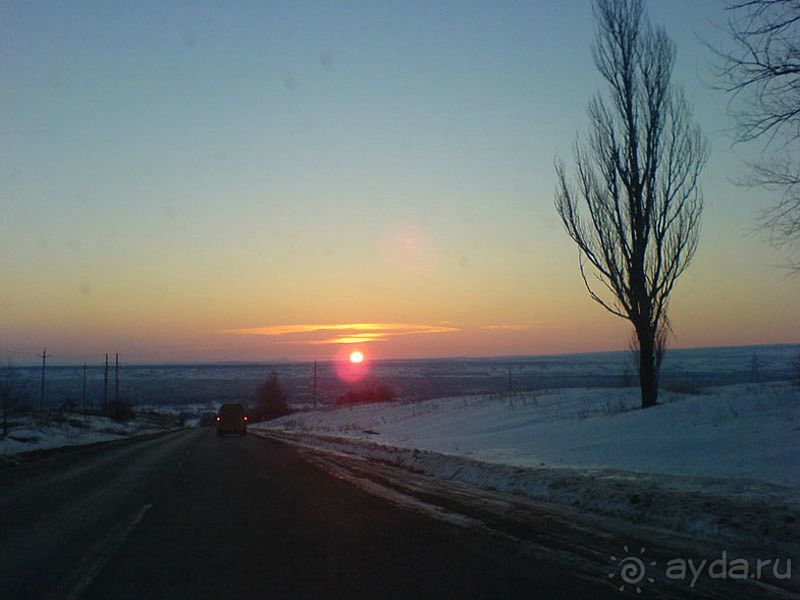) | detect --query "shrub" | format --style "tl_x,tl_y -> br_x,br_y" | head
663,380 -> 704,395
1,363 -> 27,438
199,412 -> 217,427
336,383 -> 395,406
110,401 -> 135,422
